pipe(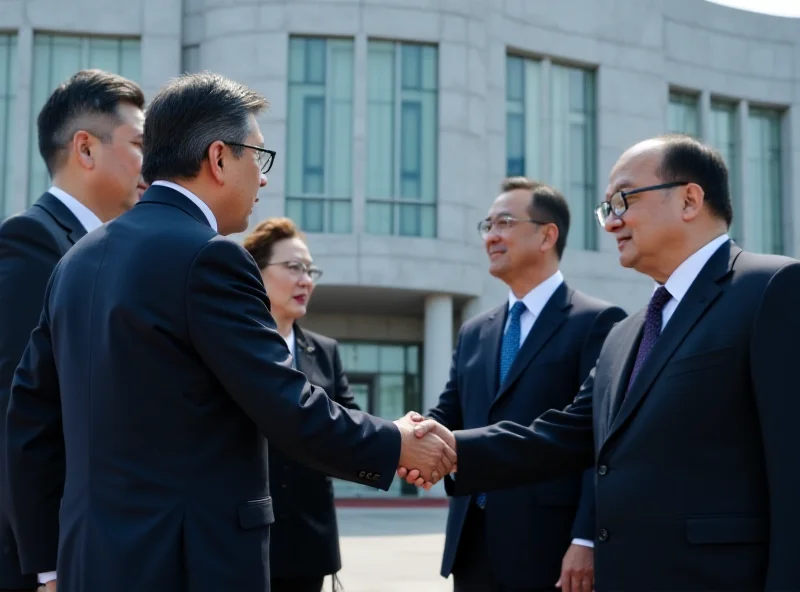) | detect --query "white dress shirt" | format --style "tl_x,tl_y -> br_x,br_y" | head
151,180 -> 218,231
504,270 -> 593,549
48,186 -> 103,233
659,234 -> 730,328
281,327 -> 296,368
36,188 -> 104,585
